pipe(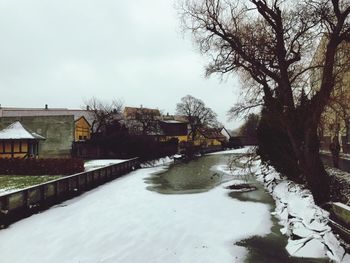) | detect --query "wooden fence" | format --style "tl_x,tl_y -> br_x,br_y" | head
0,158 -> 140,228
